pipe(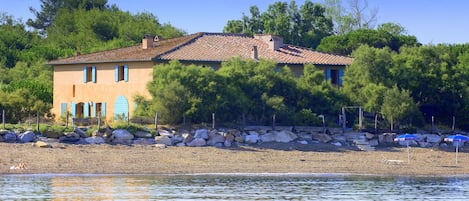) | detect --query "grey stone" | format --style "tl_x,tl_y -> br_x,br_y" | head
133,138 -> 156,145
158,129 -> 174,137
207,134 -> 225,146
18,131 -> 36,143
85,136 -> 105,144
187,138 -> 206,147
311,133 -> 332,143
111,129 -> 134,144
74,127 -> 88,138
424,134 -> 442,143
59,132 -> 81,143
369,139 -> 379,147
4,132 -> 17,142
194,129 -> 209,139
134,131 -> 153,138
244,134 -> 259,144
155,136 -> 172,146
